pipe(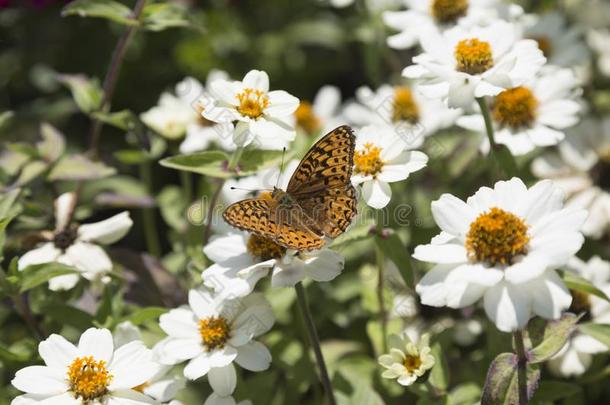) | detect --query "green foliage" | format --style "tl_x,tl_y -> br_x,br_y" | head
62,0 -> 139,26
482,352 -> 540,405
560,270 -> 610,302
527,313 -> 582,363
